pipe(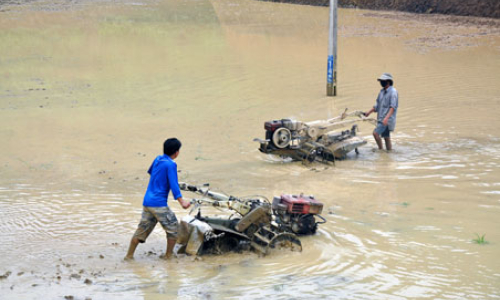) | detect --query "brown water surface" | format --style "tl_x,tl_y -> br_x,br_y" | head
1,0 -> 500,299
